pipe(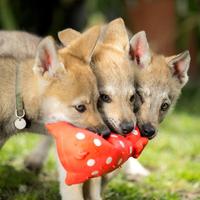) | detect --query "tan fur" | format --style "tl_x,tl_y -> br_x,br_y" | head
58,18 -> 136,200
58,22 -> 191,199
58,28 -> 81,47
134,53 -> 182,129
59,18 -> 136,134
130,37 -> 190,136
93,44 -> 136,132
0,26 -> 106,141
99,32 -> 190,188
120,34 -> 191,184
0,27 -> 108,200
0,28 -> 107,200
0,27 -> 107,200
0,31 -> 41,59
